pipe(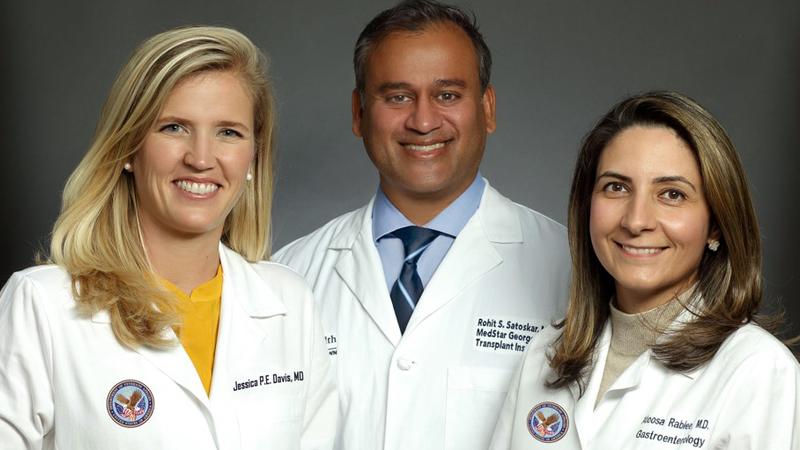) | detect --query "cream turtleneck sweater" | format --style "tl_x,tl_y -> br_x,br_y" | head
595,295 -> 688,407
